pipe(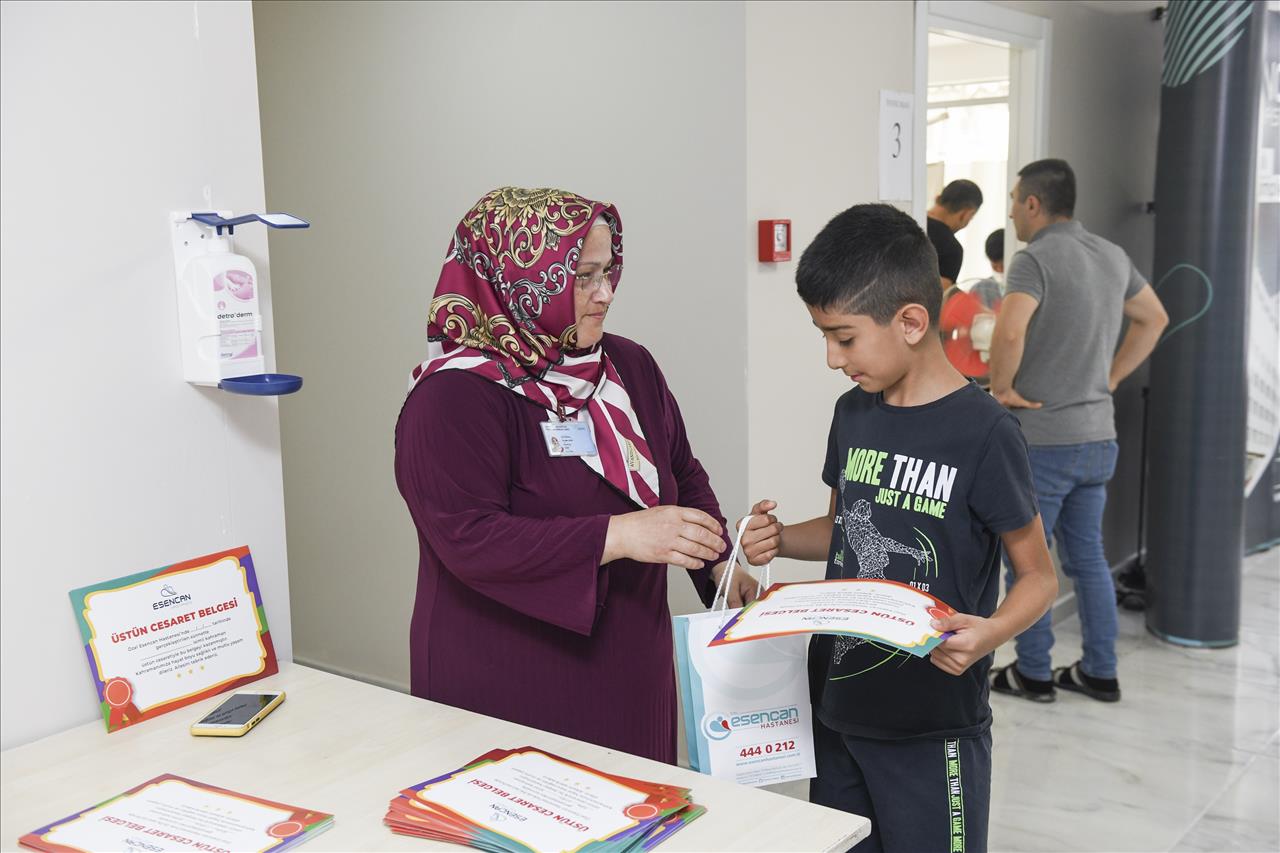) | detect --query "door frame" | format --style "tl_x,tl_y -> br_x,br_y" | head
913,0 -> 1052,265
